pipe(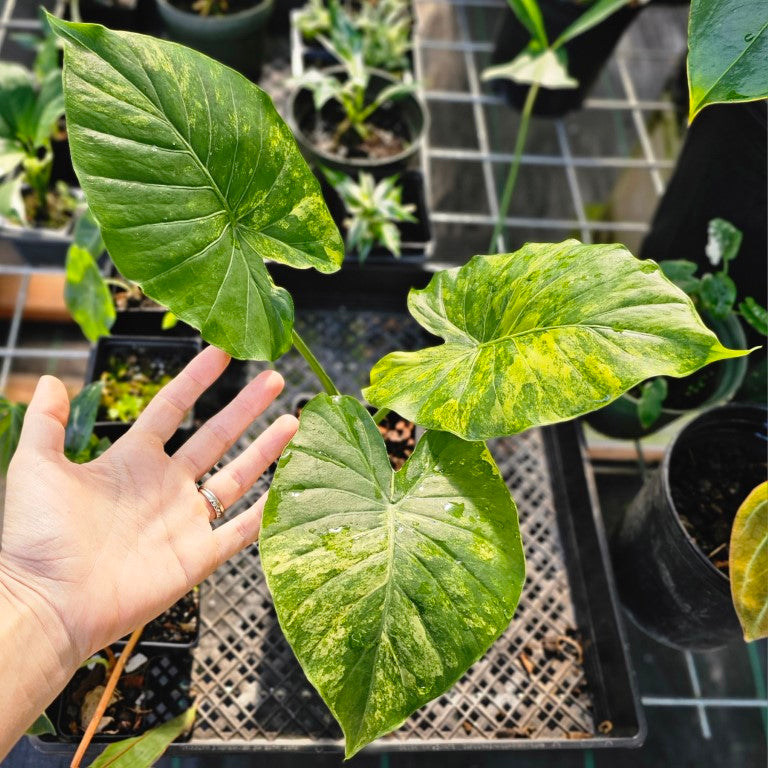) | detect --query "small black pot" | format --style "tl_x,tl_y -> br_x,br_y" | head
319,169 -> 432,263
86,336 -> 202,431
0,221 -> 73,267
115,587 -> 201,650
75,0 -> 161,31
611,403 -> 768,650
288,67 -> 428,179
488,0 -> 641,117
155,0 -> 274,80
584,312 -> 749,440
52,648 -> 194,742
